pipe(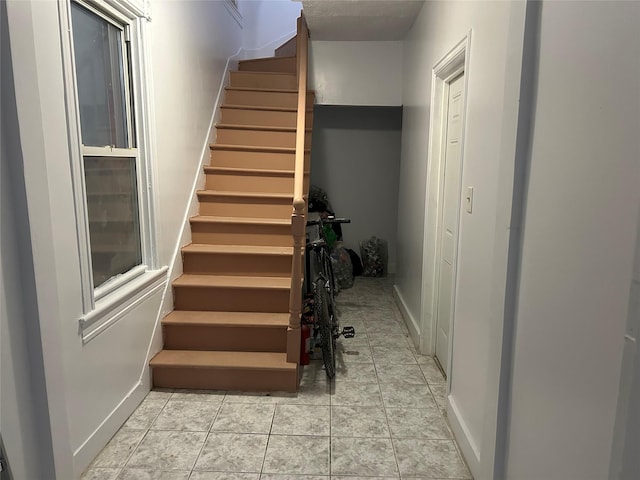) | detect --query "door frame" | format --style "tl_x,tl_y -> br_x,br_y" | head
419,33 -> 471,379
